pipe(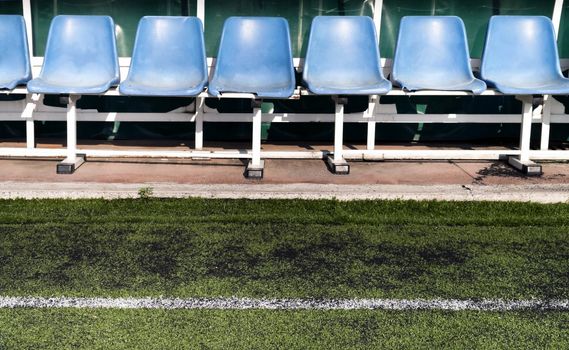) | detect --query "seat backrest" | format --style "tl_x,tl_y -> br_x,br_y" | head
127,16 -> 207,89
393,16 -> 475,87
0,15 -> 31,89
303,16 -> 384,89
39,15 -> 119,87
210,17 -> 295,97
481,16 -> 563,87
